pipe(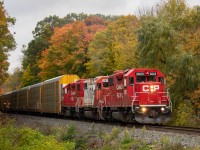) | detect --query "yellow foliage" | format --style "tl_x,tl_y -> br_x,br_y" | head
187,86 -> 200,109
